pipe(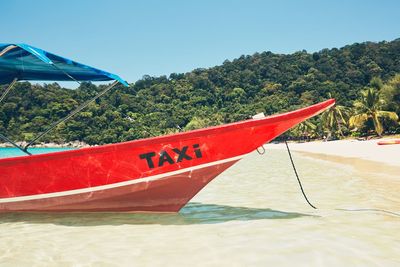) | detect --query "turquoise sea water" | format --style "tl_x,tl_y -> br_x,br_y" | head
0,147 -> 75,158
